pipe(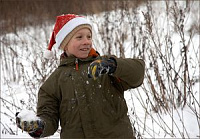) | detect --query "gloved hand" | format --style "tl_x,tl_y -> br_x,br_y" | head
16,110 -> 45,138
88,57 -> 117,80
